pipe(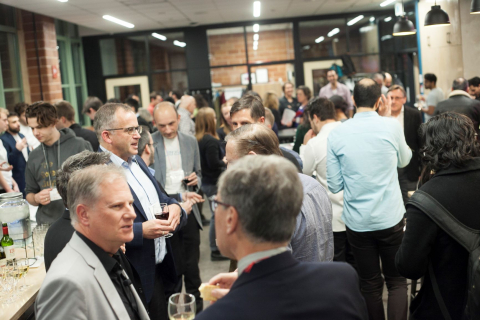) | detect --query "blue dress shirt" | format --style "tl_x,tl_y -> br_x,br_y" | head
327,111 -> 412,232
